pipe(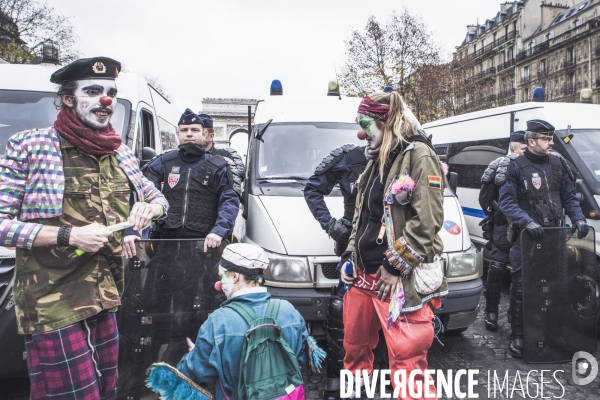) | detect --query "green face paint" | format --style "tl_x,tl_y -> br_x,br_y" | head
358,114 -> 375,137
